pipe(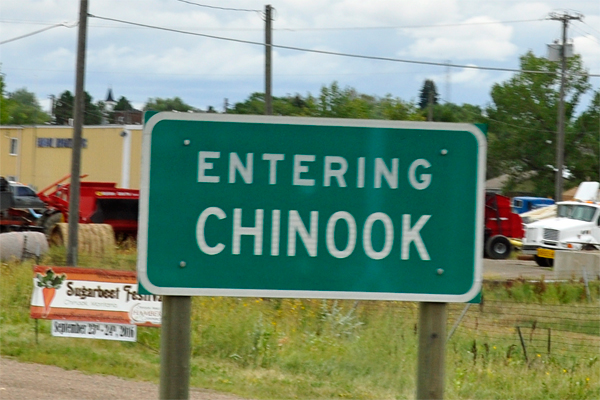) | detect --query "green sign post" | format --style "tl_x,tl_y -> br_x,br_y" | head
138,113 -> 486,302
